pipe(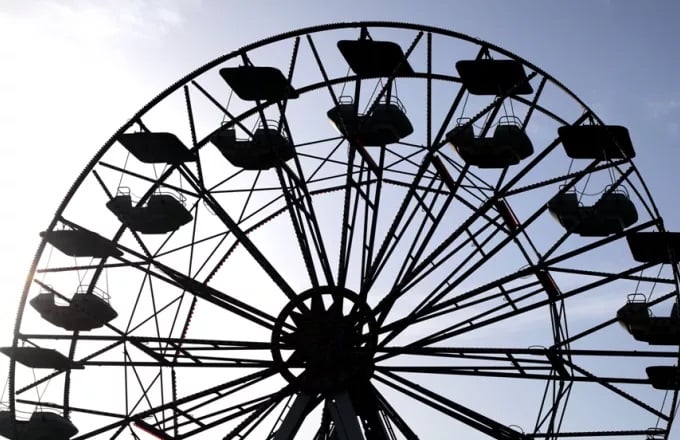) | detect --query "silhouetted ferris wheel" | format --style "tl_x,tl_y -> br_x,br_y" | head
2,22 -> 680,440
